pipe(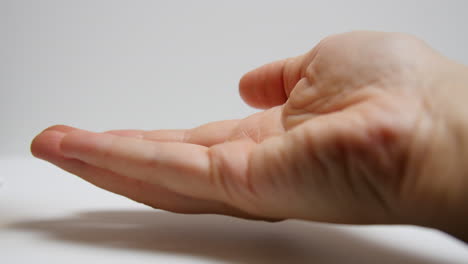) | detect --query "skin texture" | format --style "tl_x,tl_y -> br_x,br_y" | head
31,31 -> 468,241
